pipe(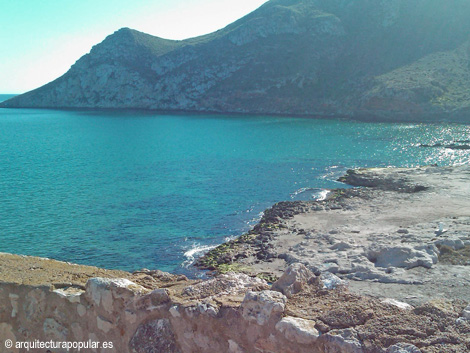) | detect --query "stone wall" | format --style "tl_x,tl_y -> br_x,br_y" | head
0,268 -> 368,353
1,263 -> 468,353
